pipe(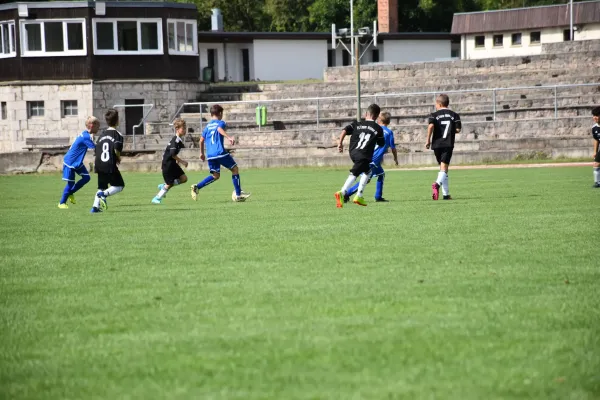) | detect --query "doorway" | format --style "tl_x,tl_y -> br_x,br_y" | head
241,48 -> 250,81
124,99 -> 144,136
